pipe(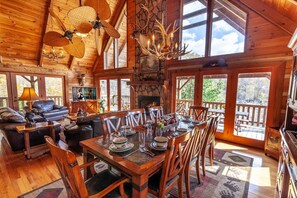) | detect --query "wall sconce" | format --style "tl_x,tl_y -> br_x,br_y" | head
77,74 -> 86,86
